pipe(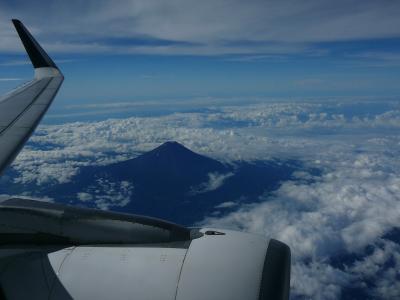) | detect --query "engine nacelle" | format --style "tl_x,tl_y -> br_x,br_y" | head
0,199 -> 290,300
